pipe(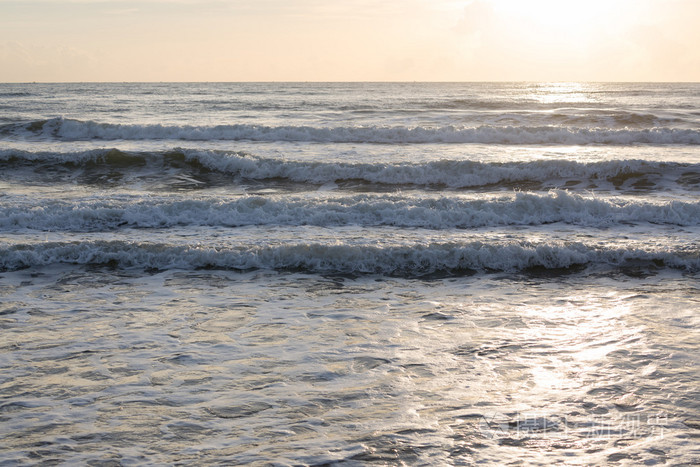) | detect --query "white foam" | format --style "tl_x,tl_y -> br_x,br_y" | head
6,117 -> 699,145
1,239 -> 698,274
186,150 -> 698,189
3,147 -> 698,191
3,192 -> 700,231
